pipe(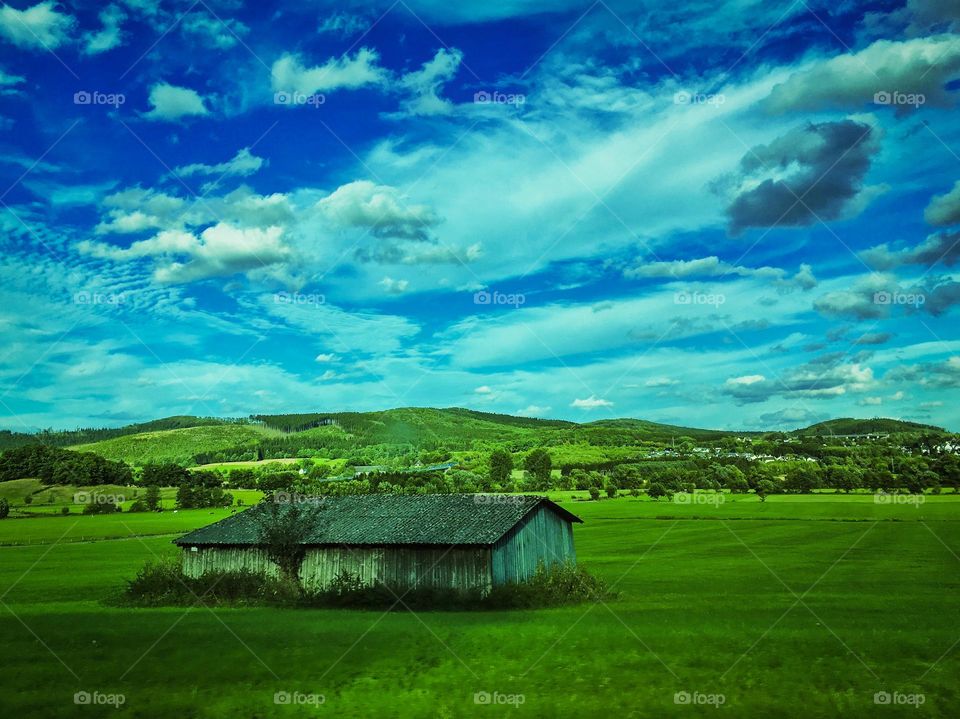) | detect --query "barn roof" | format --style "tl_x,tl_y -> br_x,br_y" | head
174,494 -> 581,547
